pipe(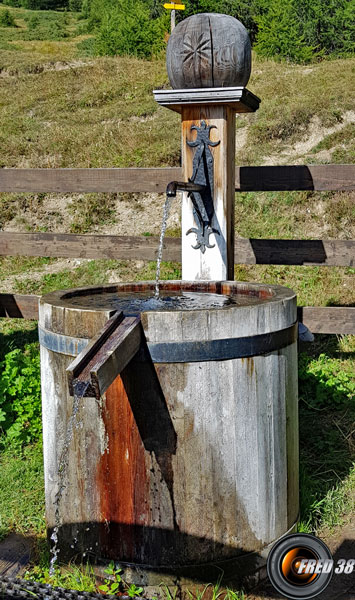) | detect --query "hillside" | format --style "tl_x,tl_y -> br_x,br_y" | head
0,4 -> 354,308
